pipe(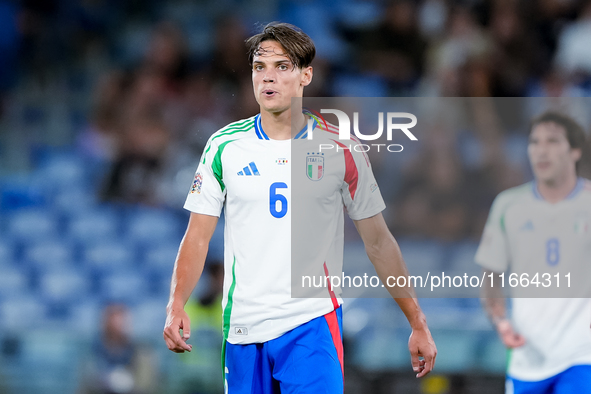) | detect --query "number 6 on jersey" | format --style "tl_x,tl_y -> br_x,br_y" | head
270,182 -> 288,218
